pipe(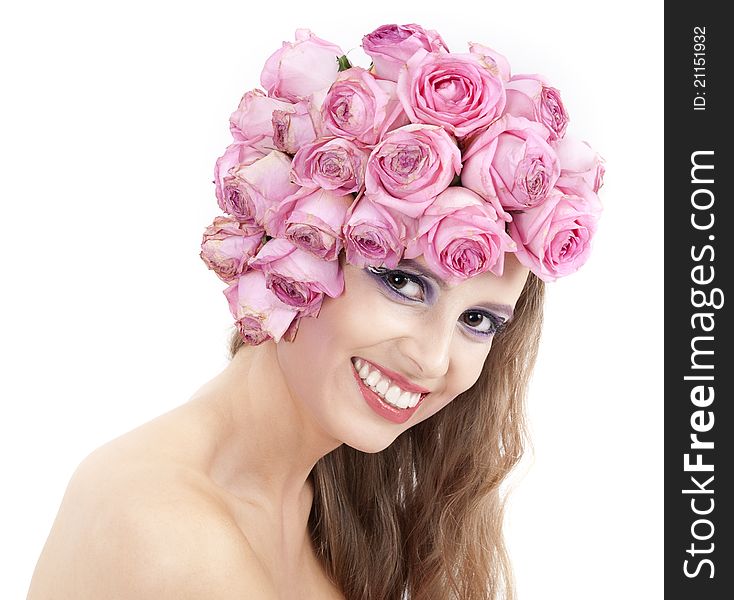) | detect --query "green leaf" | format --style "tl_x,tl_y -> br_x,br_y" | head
337,55 -> 353,72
